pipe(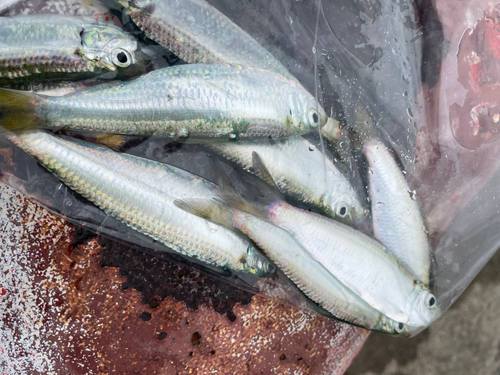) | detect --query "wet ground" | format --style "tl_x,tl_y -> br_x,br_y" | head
347,247 -> 500,375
